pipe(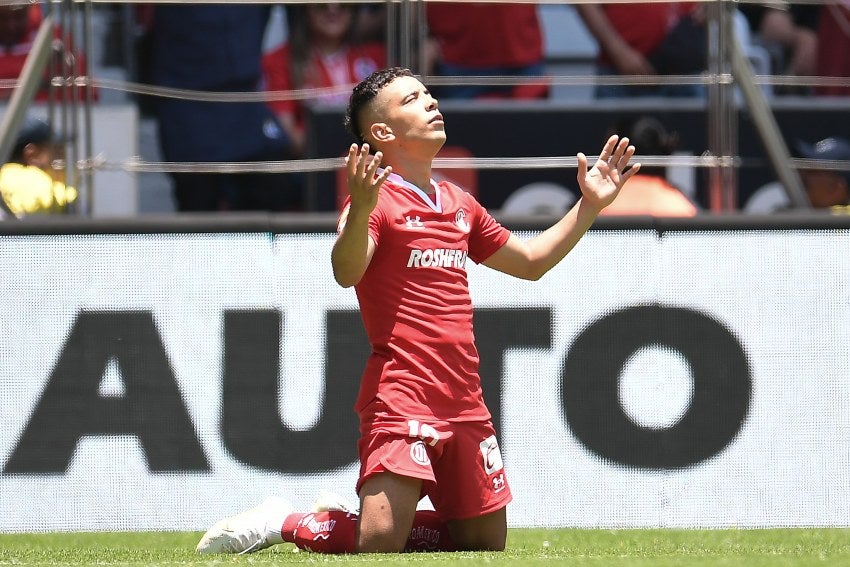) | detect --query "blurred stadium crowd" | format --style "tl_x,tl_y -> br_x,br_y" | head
0,1 -> 848,217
